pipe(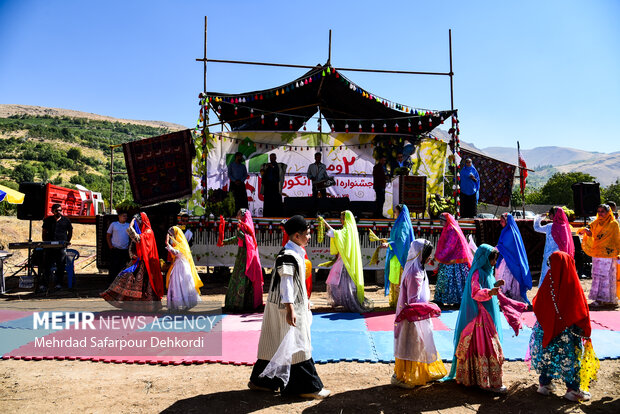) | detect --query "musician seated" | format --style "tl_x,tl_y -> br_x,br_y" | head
307,152 -> 329,199
41,203 -> 72,291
